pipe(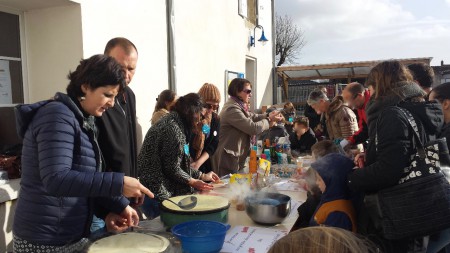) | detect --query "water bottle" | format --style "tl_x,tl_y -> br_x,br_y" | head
283,141 -> 292,164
